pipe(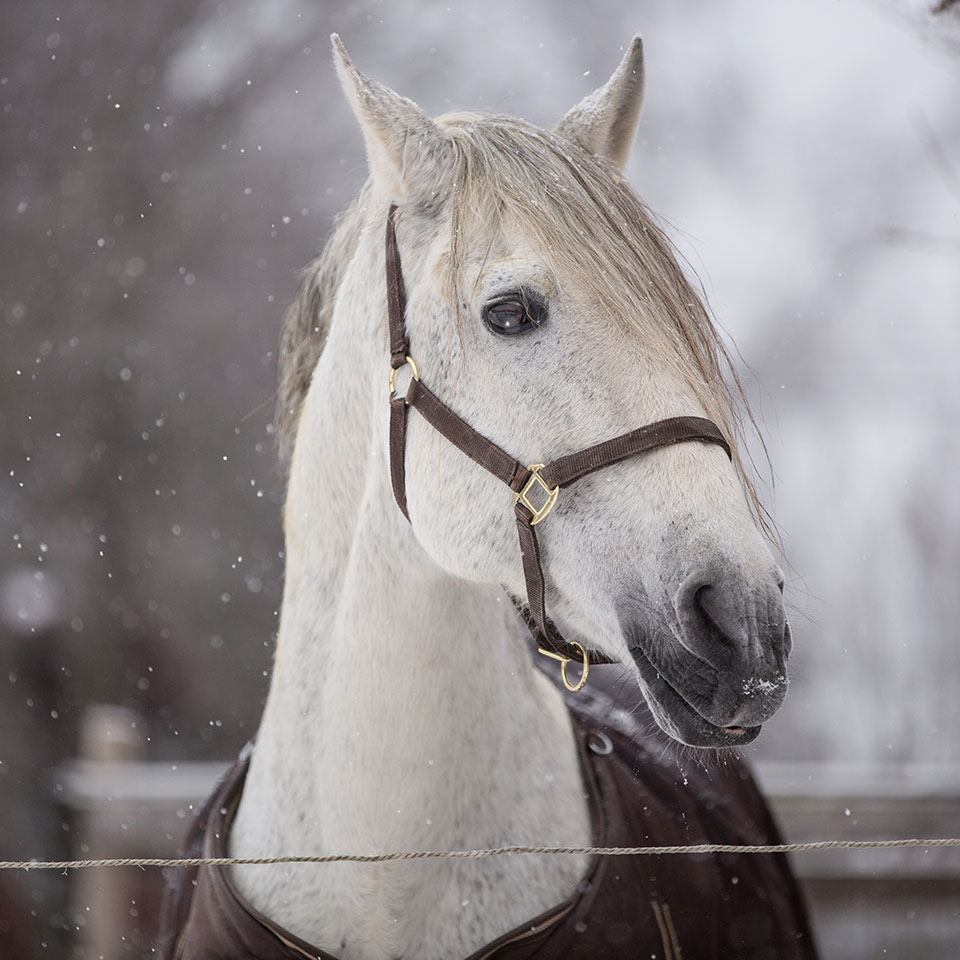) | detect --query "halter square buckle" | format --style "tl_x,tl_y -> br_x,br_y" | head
515,464 -> 559,525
